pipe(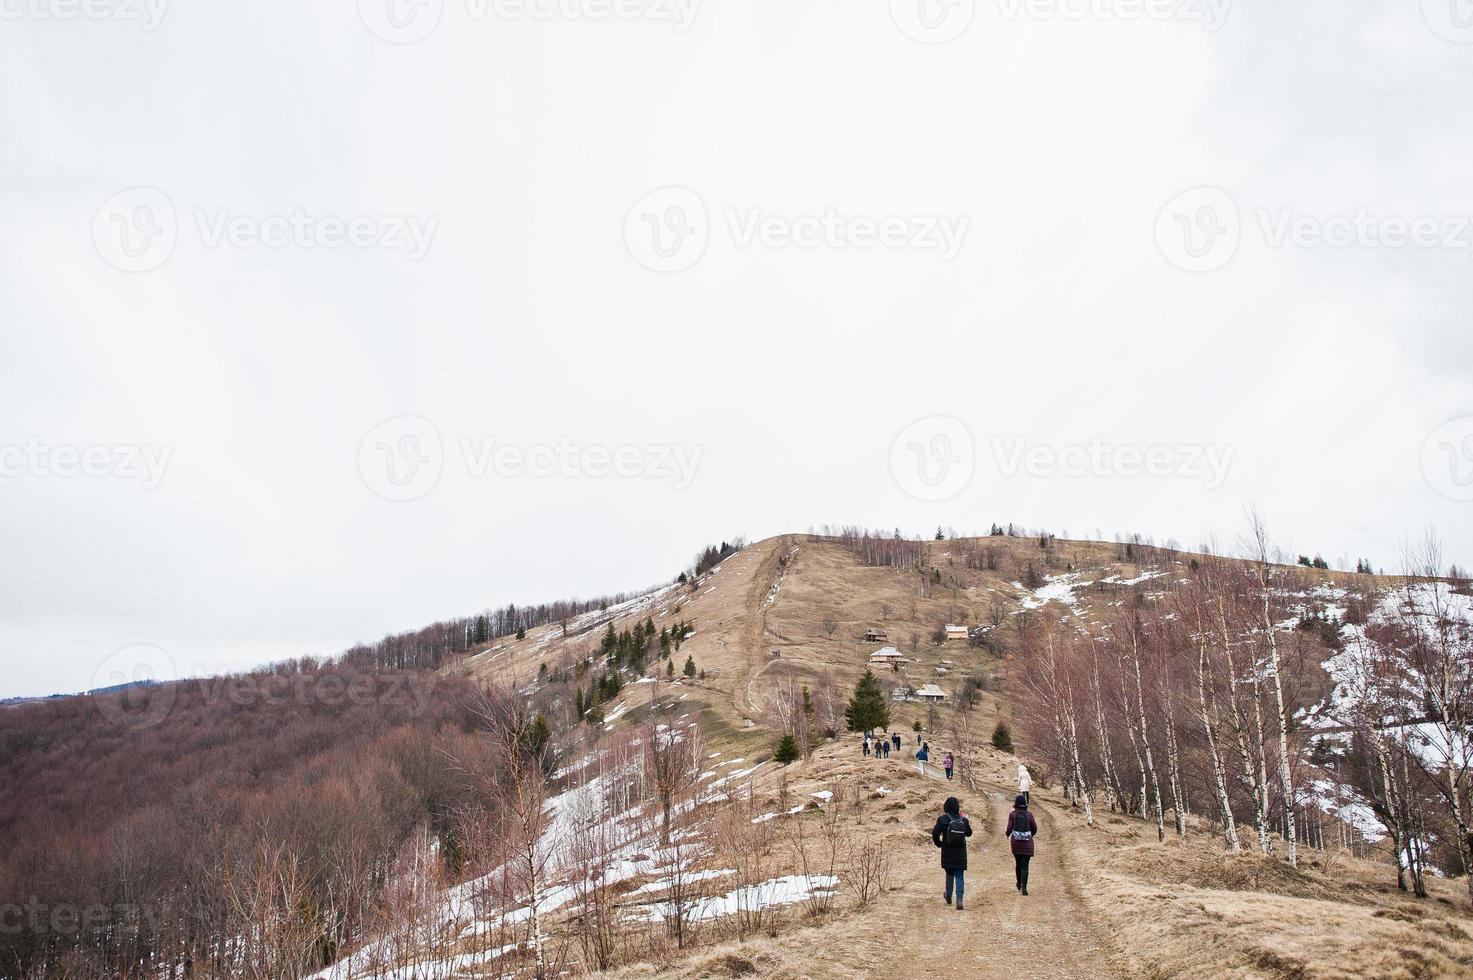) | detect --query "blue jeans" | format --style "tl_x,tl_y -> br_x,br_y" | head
945,869 -> 965,905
